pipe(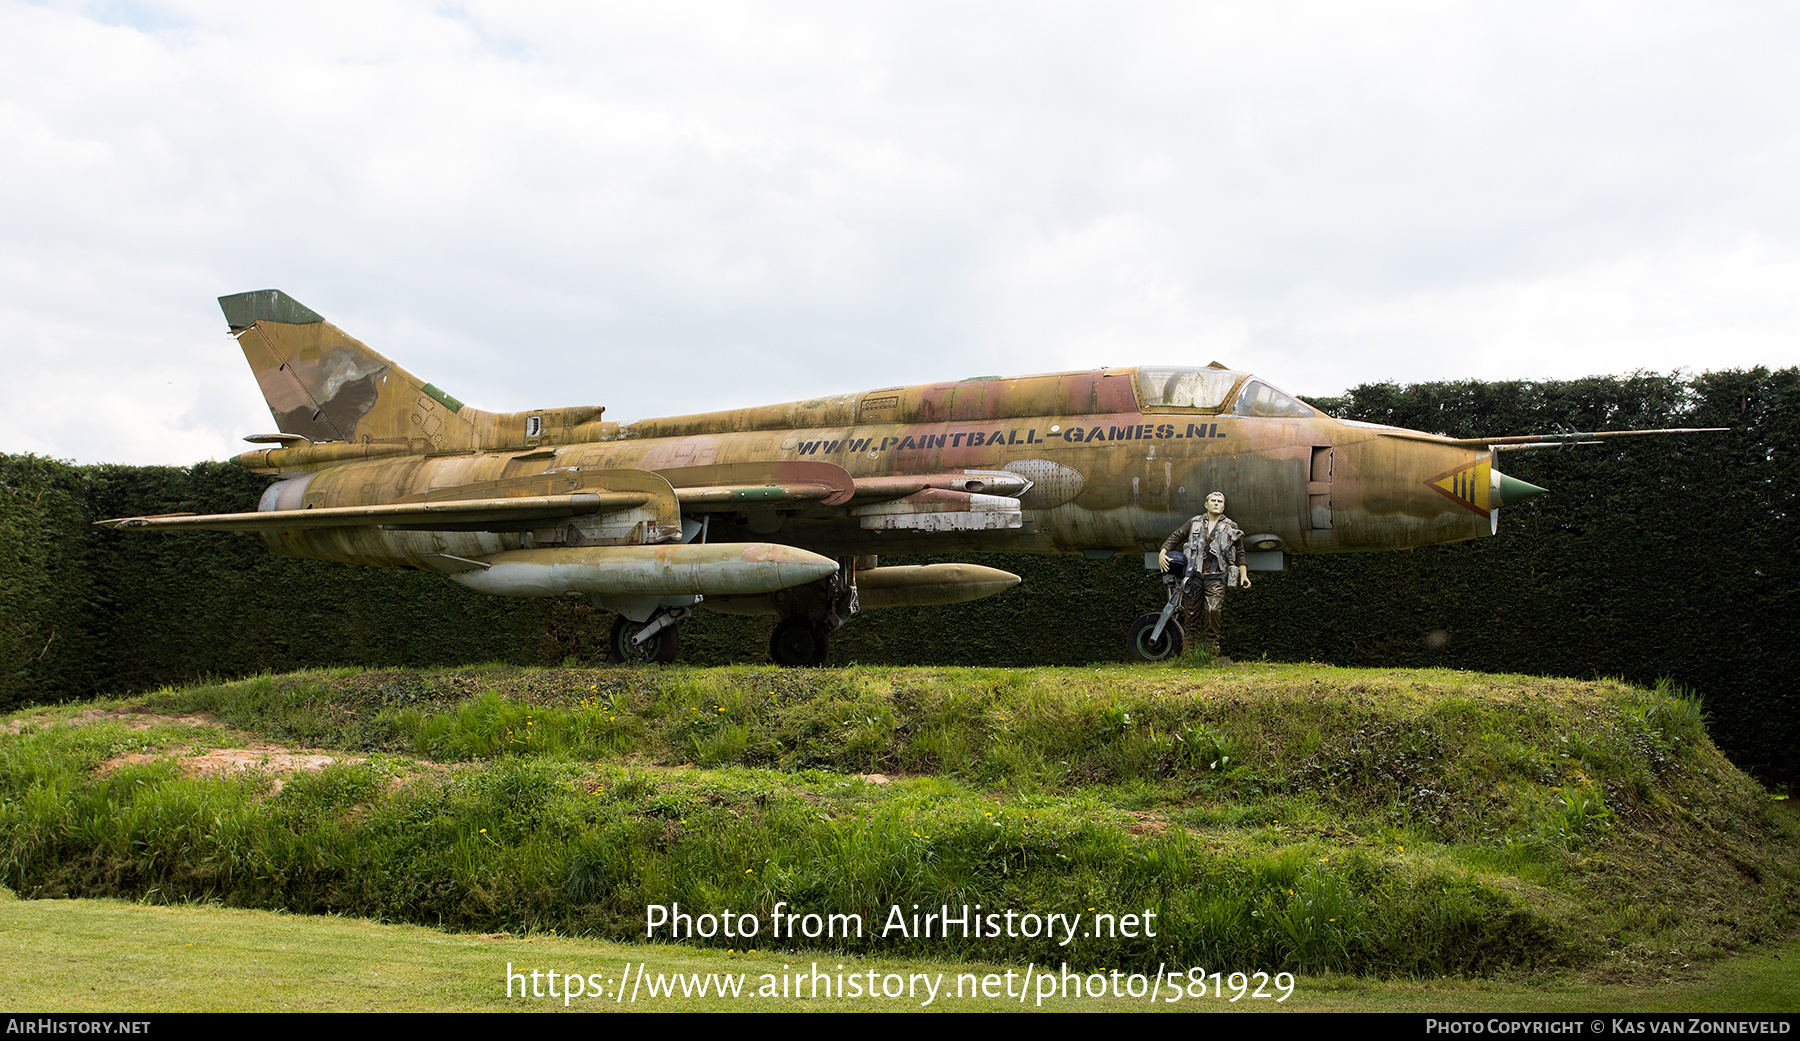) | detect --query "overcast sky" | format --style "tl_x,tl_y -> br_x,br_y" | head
3,1 -> 1797,465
